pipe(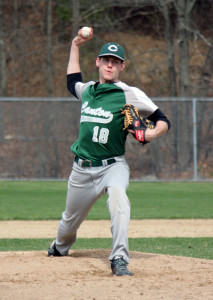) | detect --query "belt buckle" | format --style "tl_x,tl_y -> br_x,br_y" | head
82,160 -> 92,167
